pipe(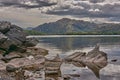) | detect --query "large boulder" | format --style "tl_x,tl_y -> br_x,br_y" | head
85,62 -> 107,78
65,45 -> 107,63
4,25 -> 27,47
64,45 -> 108,79
0,21 -> 27,49
0,21 -> 39,56
85,45 -> 107,63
